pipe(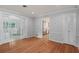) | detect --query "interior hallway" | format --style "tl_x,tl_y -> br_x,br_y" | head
0,36 -> 79,53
